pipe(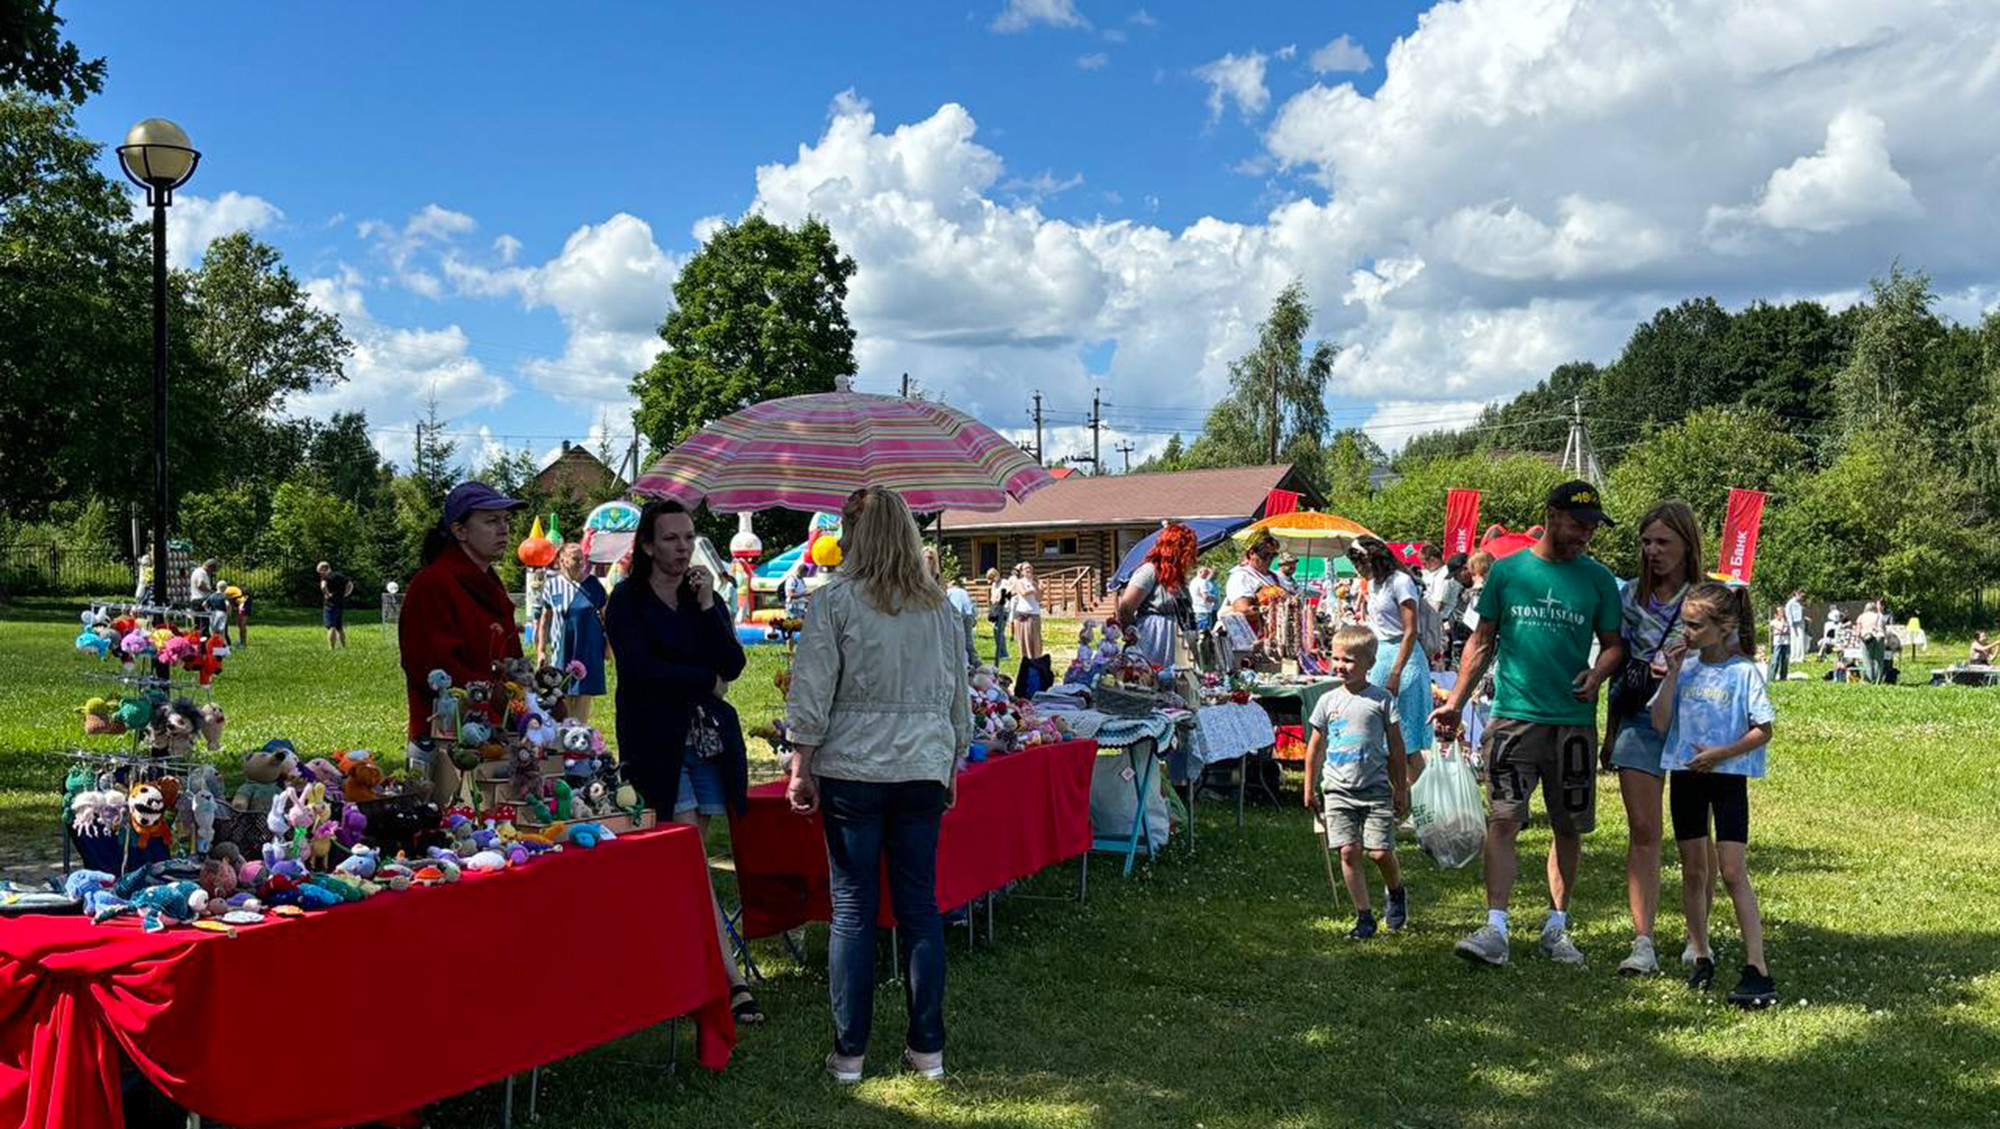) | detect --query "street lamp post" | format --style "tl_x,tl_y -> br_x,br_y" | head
117,119 -> 200,605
